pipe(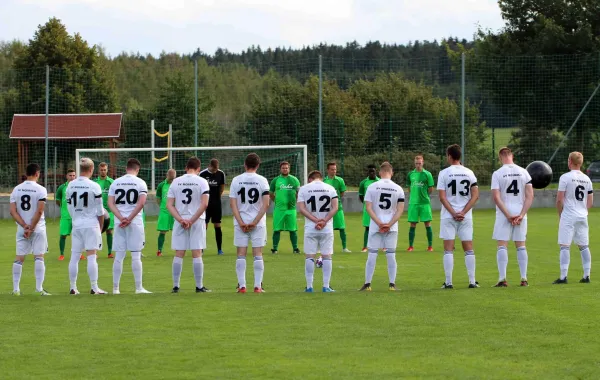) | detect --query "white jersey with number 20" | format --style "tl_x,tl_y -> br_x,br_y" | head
108,174 -> 148,222
437,165 -> 478,220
